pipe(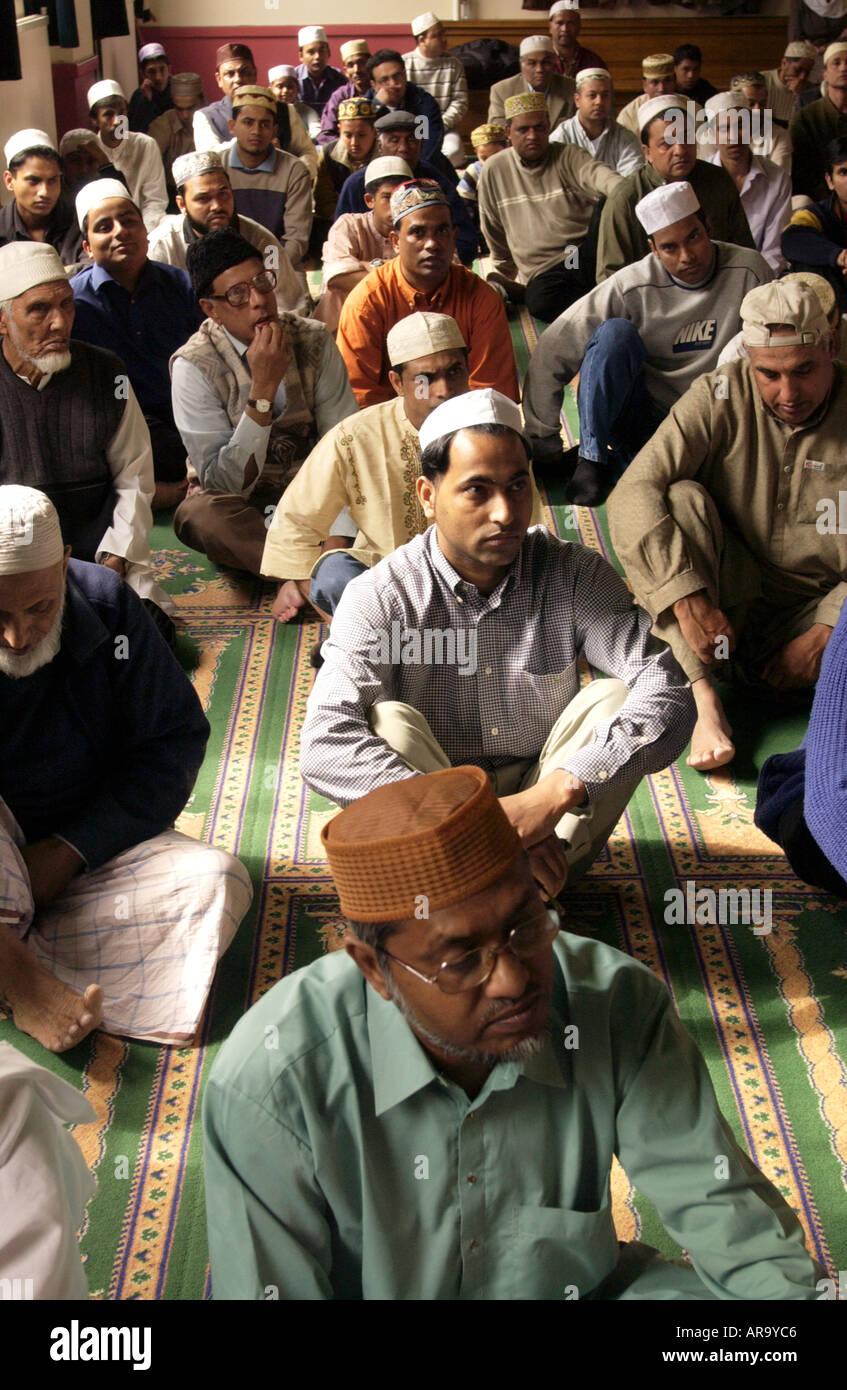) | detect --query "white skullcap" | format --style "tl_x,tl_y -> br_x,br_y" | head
418,388 -> 524,453
638,94 -> 687,139
298,26 -> 327,47
363,156 -> 413,189
88,79 -> 126,110
387,311 -> 466,367
783,40 -> 817,61
138,42 -> 166,62
0,241 -> 67,300
549,0 -> 579,15
268,64 -> 297,82
636,180 -> 700,235
76,178 -> 138,231
824,41 -> 847,65
575,66 -> 611,87
172,149 -> 225,189
412,11 -> 439,36
741,279 -> 831,347
59,129 -> 107,157
4,129 -> 58,166
0,487 -> 64,575
520,35 -> 555,57
704,90 -> 749,116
